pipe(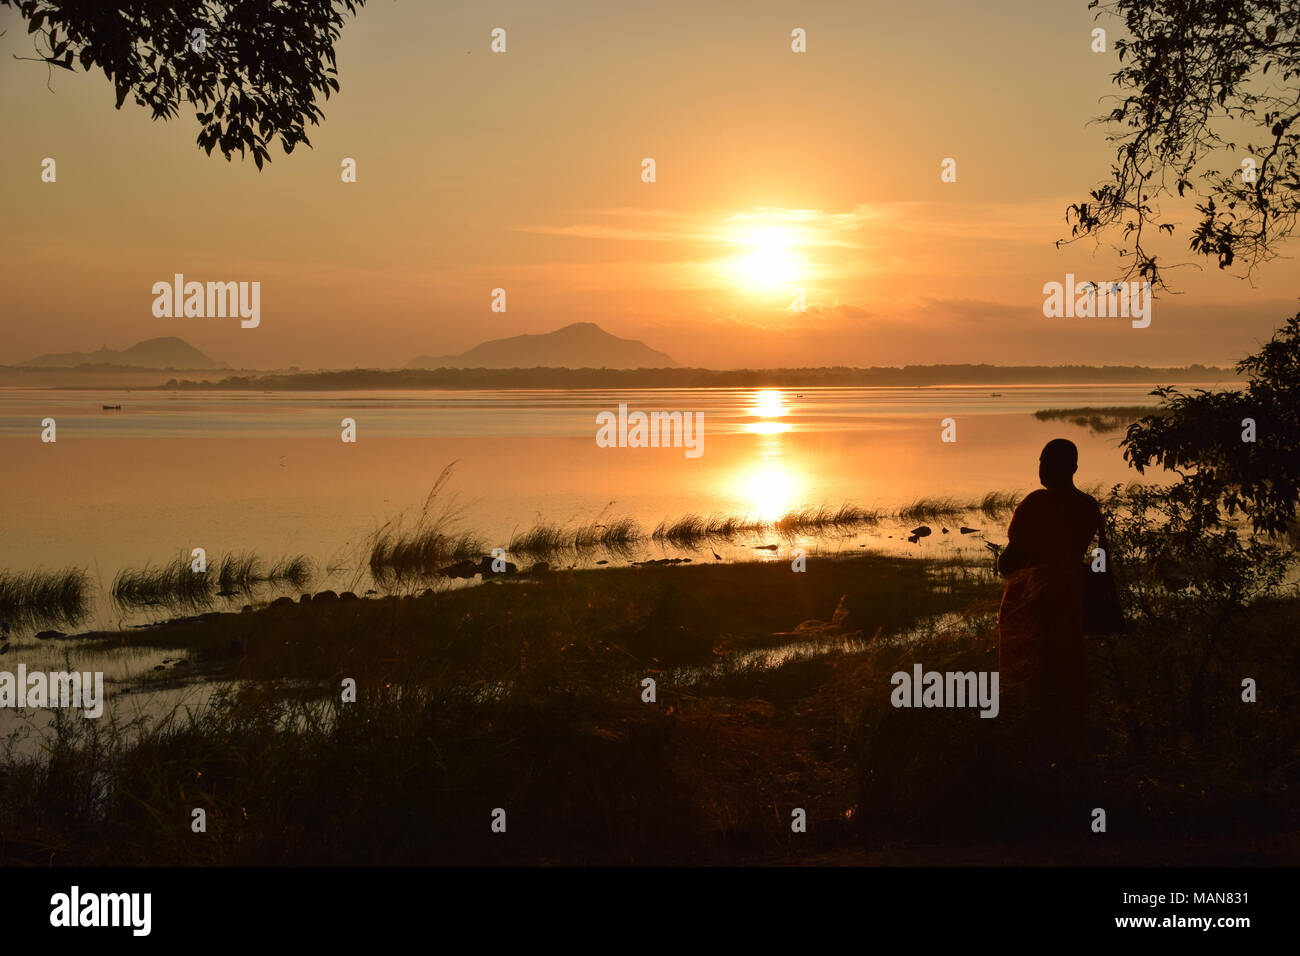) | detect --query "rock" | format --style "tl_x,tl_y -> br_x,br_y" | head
312,590 -> 340,603
439,559 -> 478,579
35,630 -> 67,640
477,556 -> 517,576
